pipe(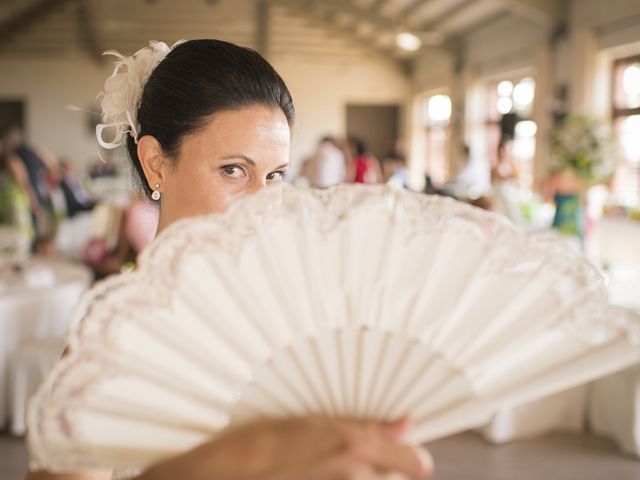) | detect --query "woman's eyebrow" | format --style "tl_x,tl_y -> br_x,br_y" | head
221,154 -> 256,166
274,163 -> 289,170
